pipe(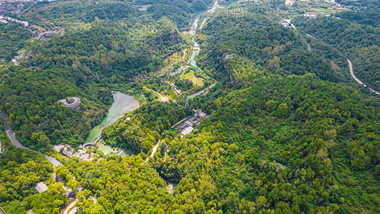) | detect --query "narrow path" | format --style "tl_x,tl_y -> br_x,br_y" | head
306,41 -> 311,51
83,136 -> 101,148
0,206 -> 7,214
347,59 -> 380,95
63,199 -> 78,214
171,116 -> 191,129
0,112 -> 27,149
143,141 -> 161,164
